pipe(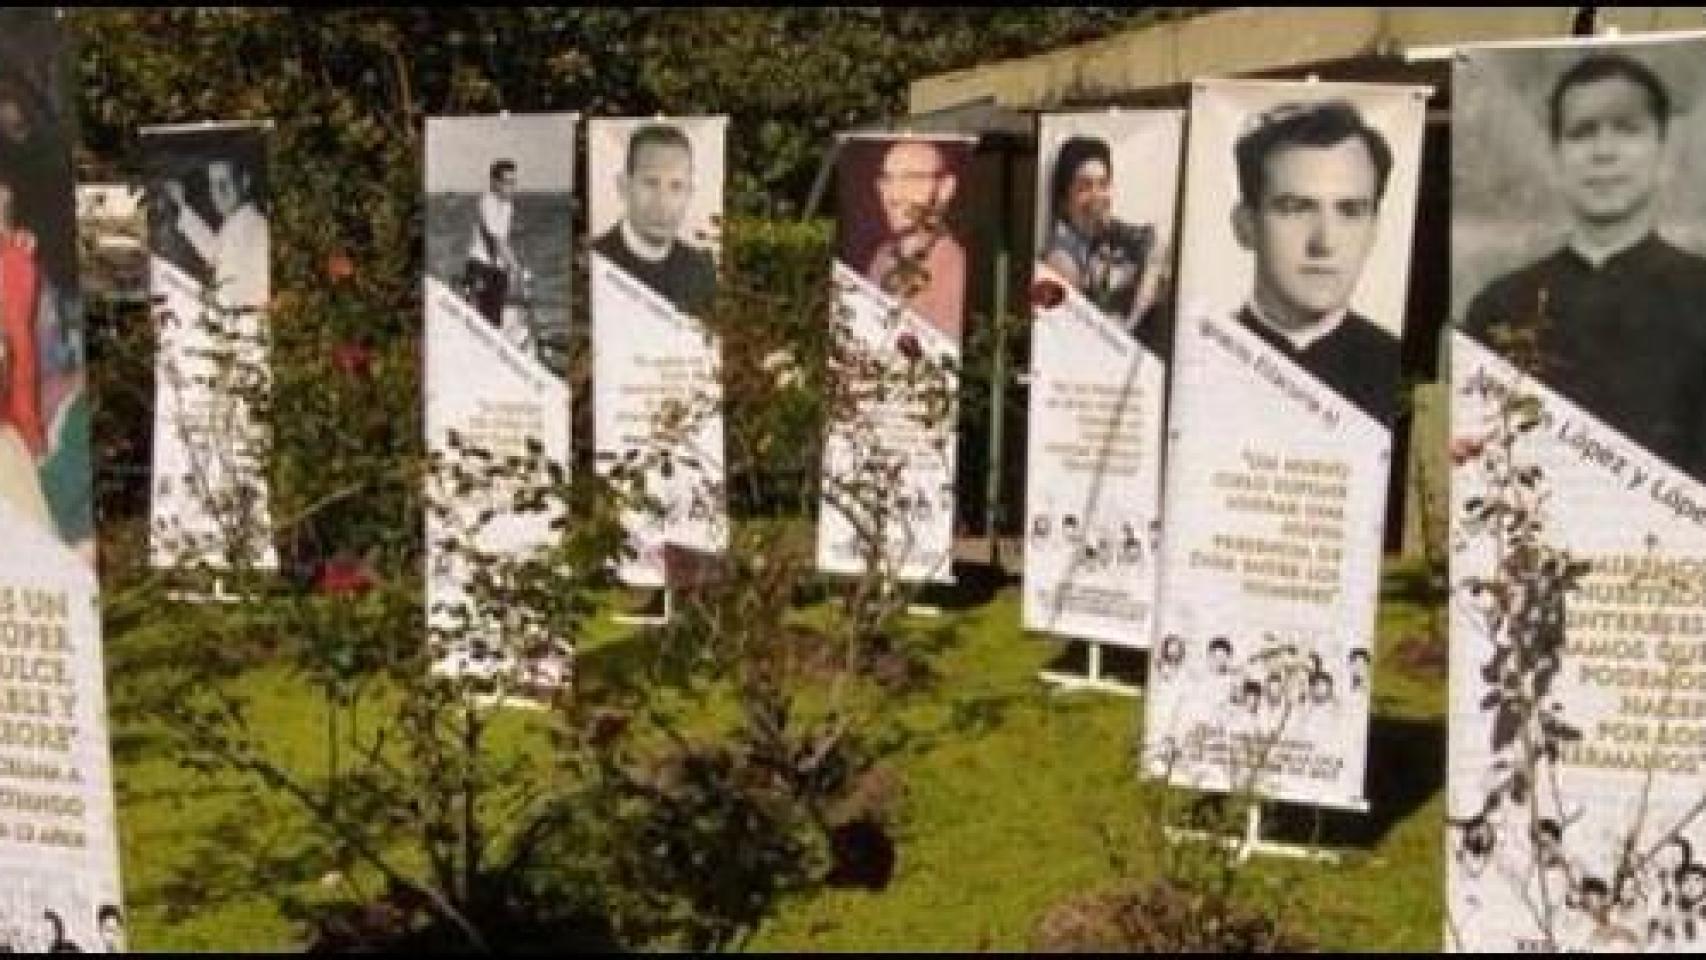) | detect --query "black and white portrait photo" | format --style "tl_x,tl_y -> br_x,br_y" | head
589,118 -> 723,319
144,124 -> 269,314
1455,43 -> 1706,481
425,113 -> 576,378
1172,82 -> 1424,428
1227,99 -> 1400,424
